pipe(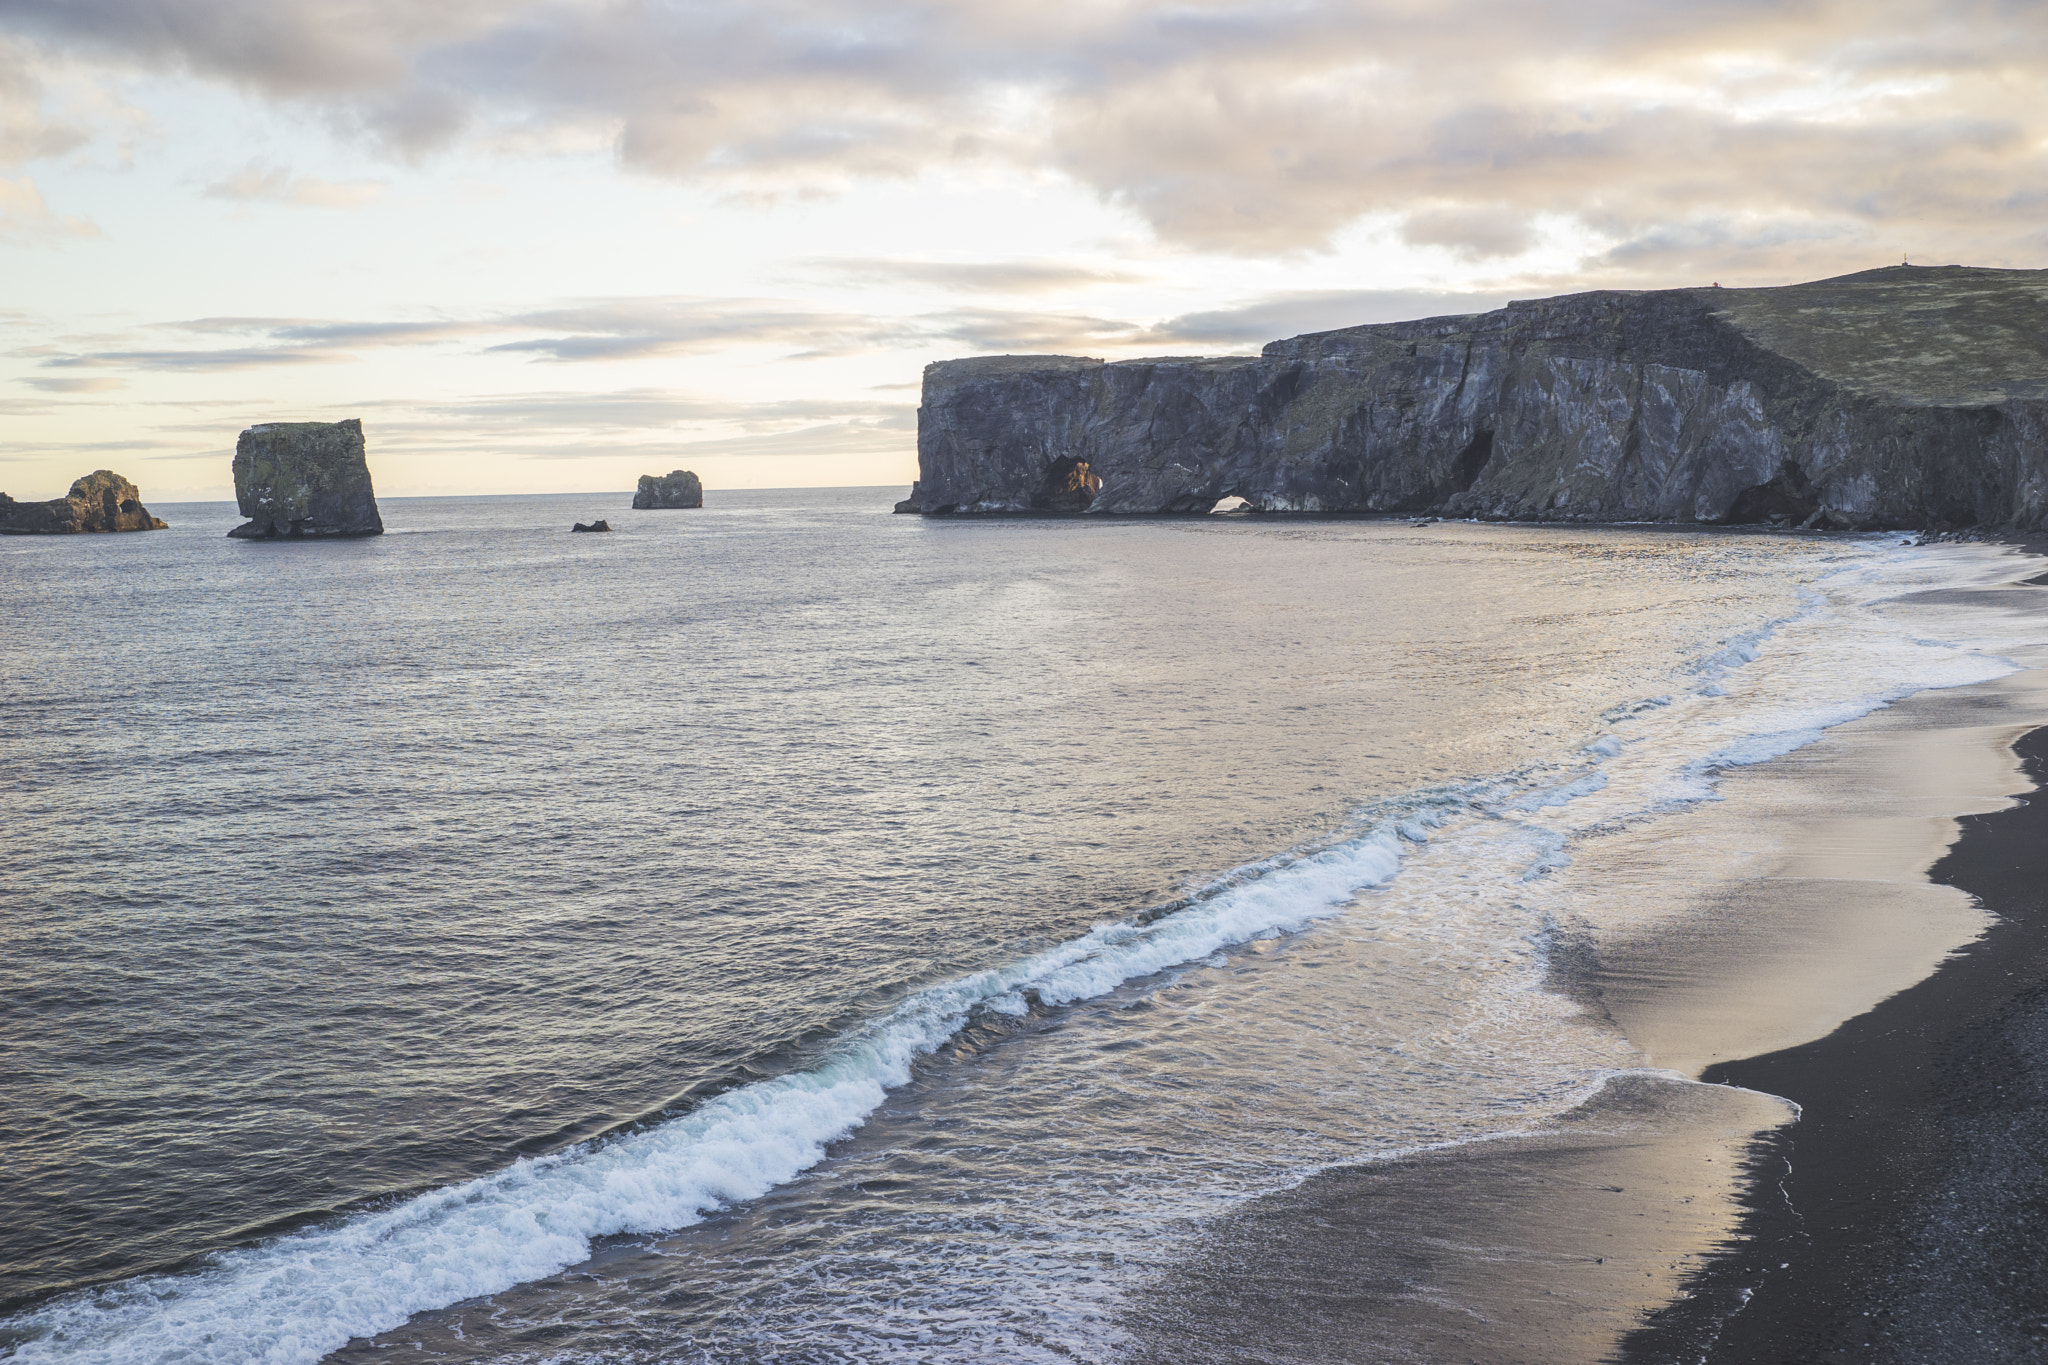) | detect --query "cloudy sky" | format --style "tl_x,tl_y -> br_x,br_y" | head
2,0 -> 2043,500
